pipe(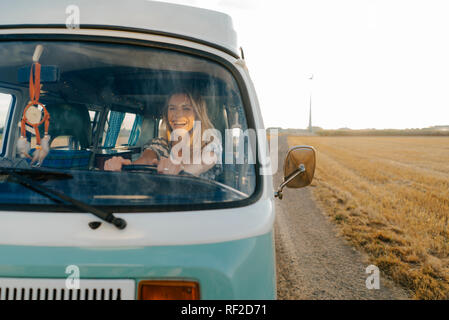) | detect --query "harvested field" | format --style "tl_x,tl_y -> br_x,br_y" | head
287,136 -> 449,299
